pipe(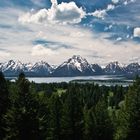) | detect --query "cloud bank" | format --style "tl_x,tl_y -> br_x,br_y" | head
0,0 -> 140,65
